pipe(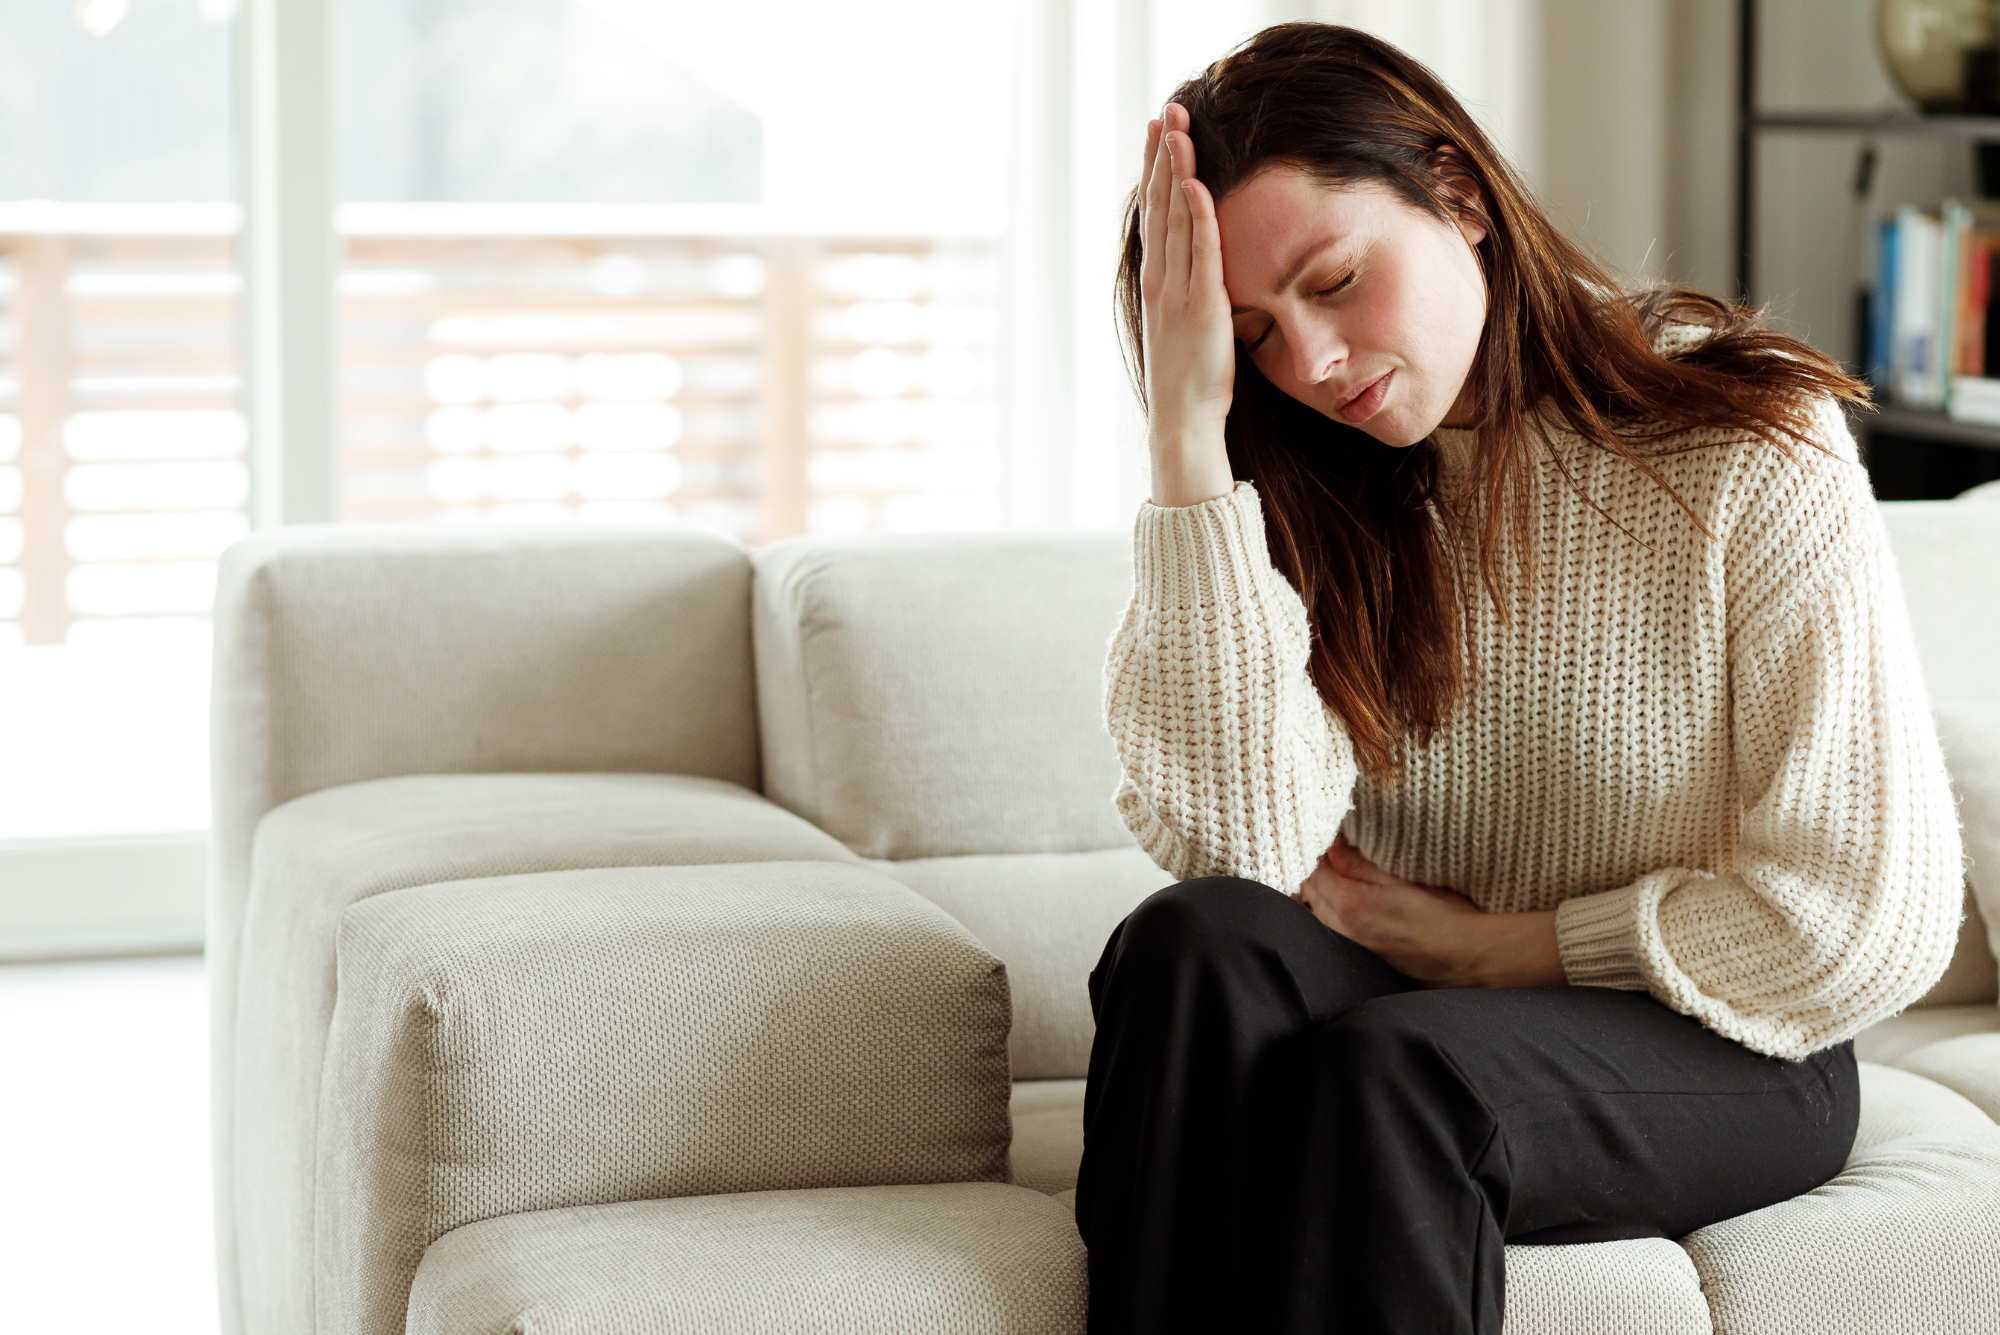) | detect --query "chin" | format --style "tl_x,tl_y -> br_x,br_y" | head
1362,412 -> 1433,450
